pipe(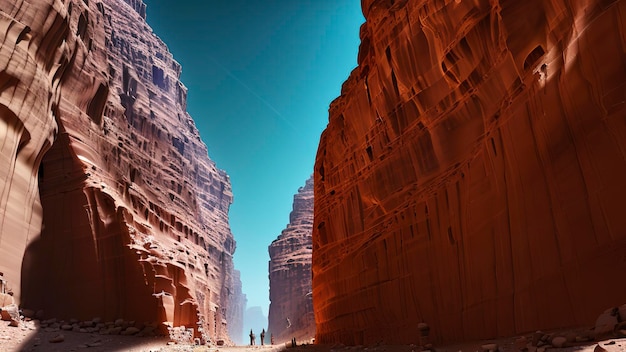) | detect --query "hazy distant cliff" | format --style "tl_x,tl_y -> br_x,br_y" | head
0,0 -> 243,342
313,0 -> 626,345
268,177 -> 315,343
